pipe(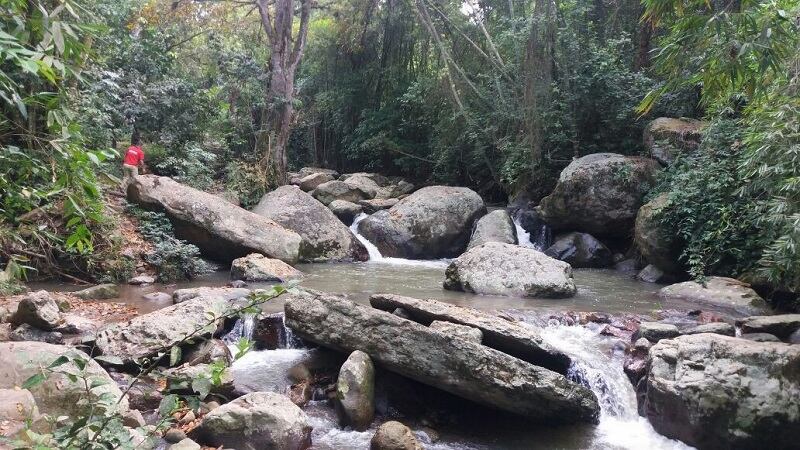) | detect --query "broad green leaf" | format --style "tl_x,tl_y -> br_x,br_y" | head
22,373 -> 46,389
